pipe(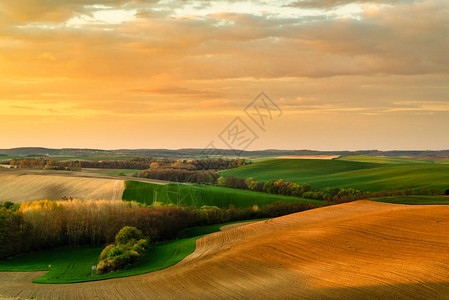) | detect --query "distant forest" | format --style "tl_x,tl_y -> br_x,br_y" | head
1,147 -> 448,158
8,158 -> 248,183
